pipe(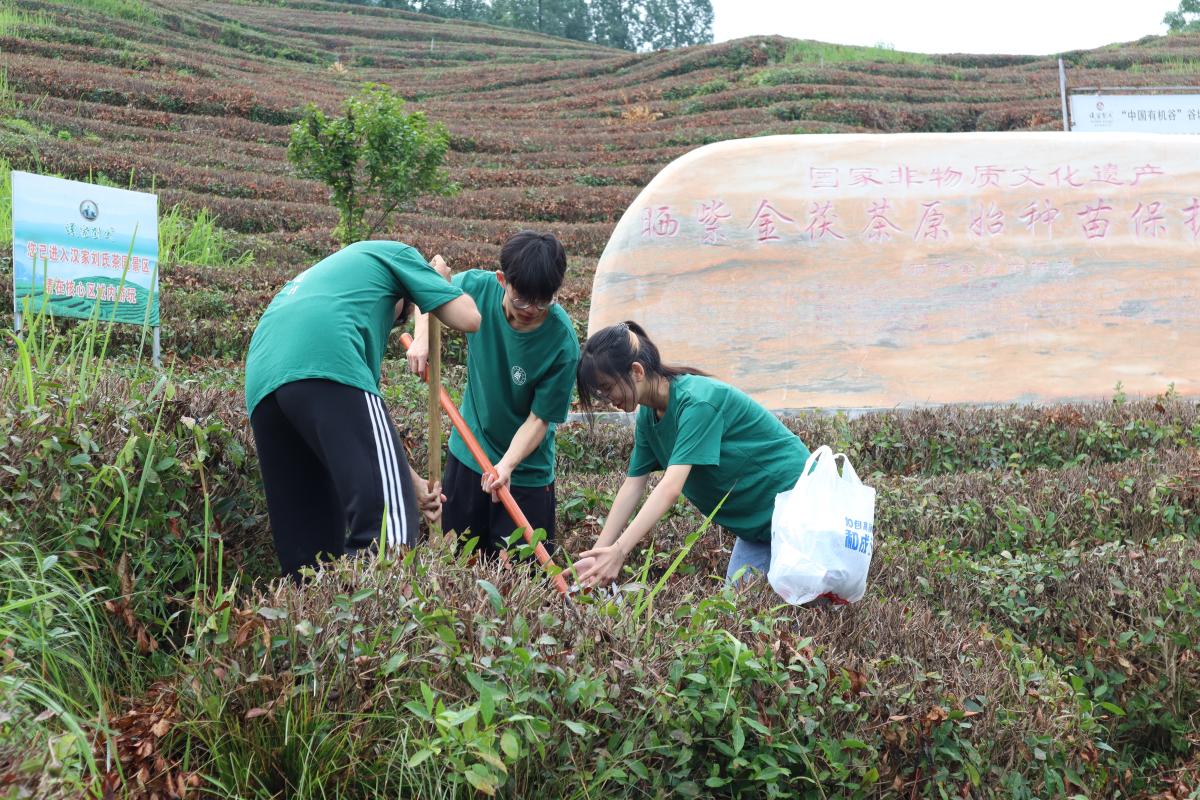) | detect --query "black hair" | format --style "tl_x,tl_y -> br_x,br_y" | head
500,230 -> 566,305
392,296 -> 414,329
576,320 -> 708,414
